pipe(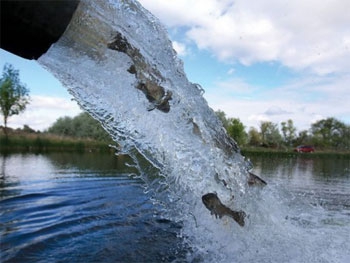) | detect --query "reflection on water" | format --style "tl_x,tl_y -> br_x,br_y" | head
0,153 -> 187,263
247,154 -> 350,213
248,154 -> 349,178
